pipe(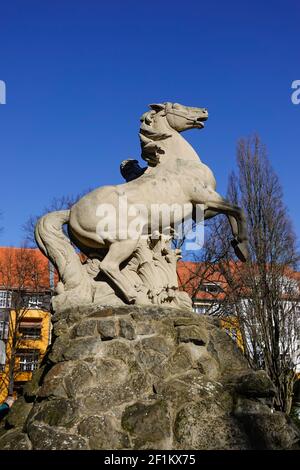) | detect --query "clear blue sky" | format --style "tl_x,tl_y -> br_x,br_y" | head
0,0 -> 299,245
